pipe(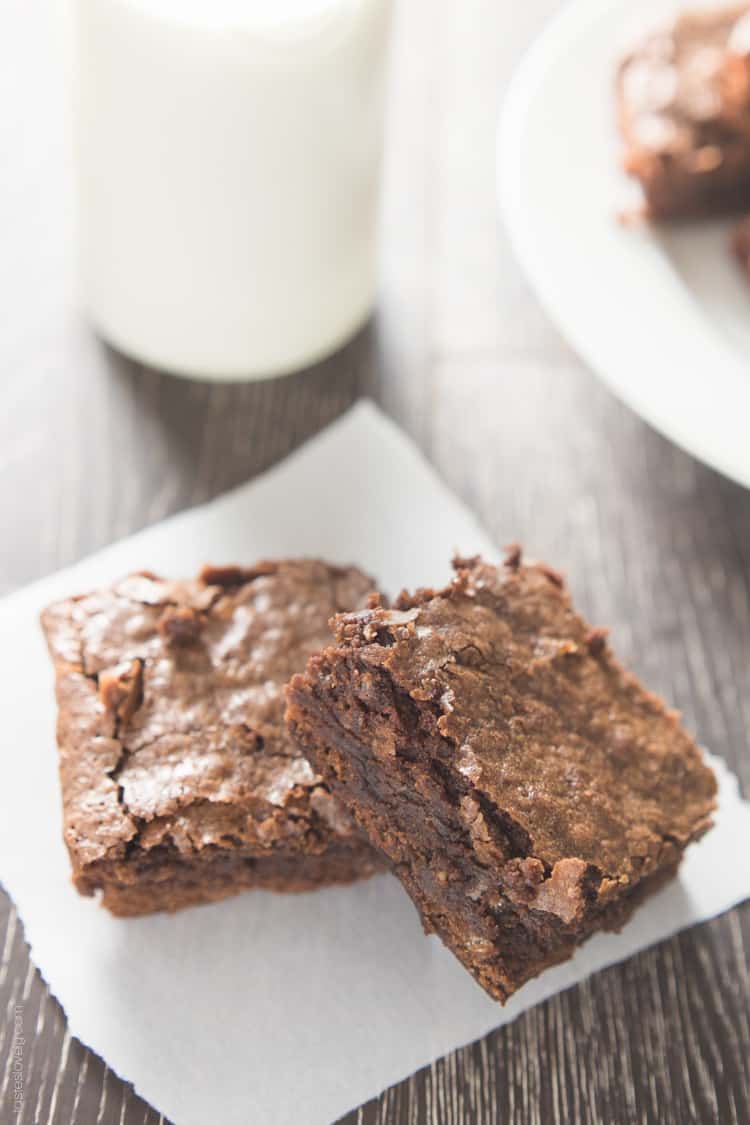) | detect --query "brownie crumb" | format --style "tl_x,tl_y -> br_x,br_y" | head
539,563 -> 565,588
453,553 -> 485,572
503,543 -> 523,570
158,605 -> 205,646
586,627 -> 609,657
200,562 -> 277,588
98,659 -> 144,724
